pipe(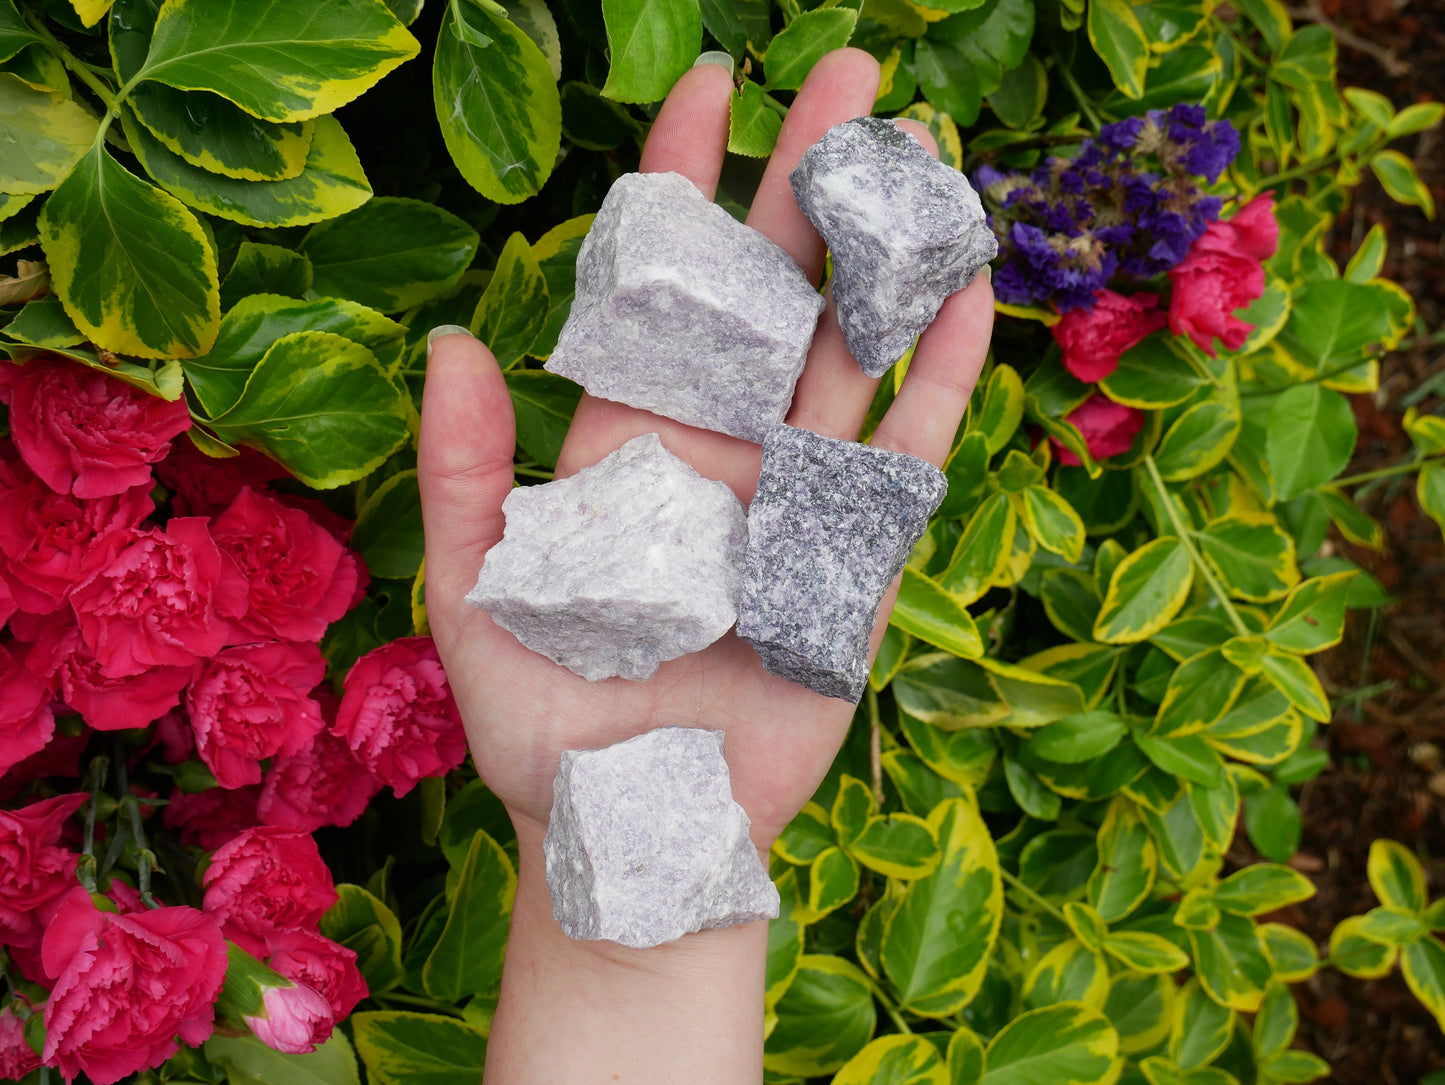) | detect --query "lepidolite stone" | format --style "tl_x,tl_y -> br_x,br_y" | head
738,425 -> 947,702
545,171 -> 825,442
790,116 -> 998,377
465,433 -> 747,681
544,727 -> 779,947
